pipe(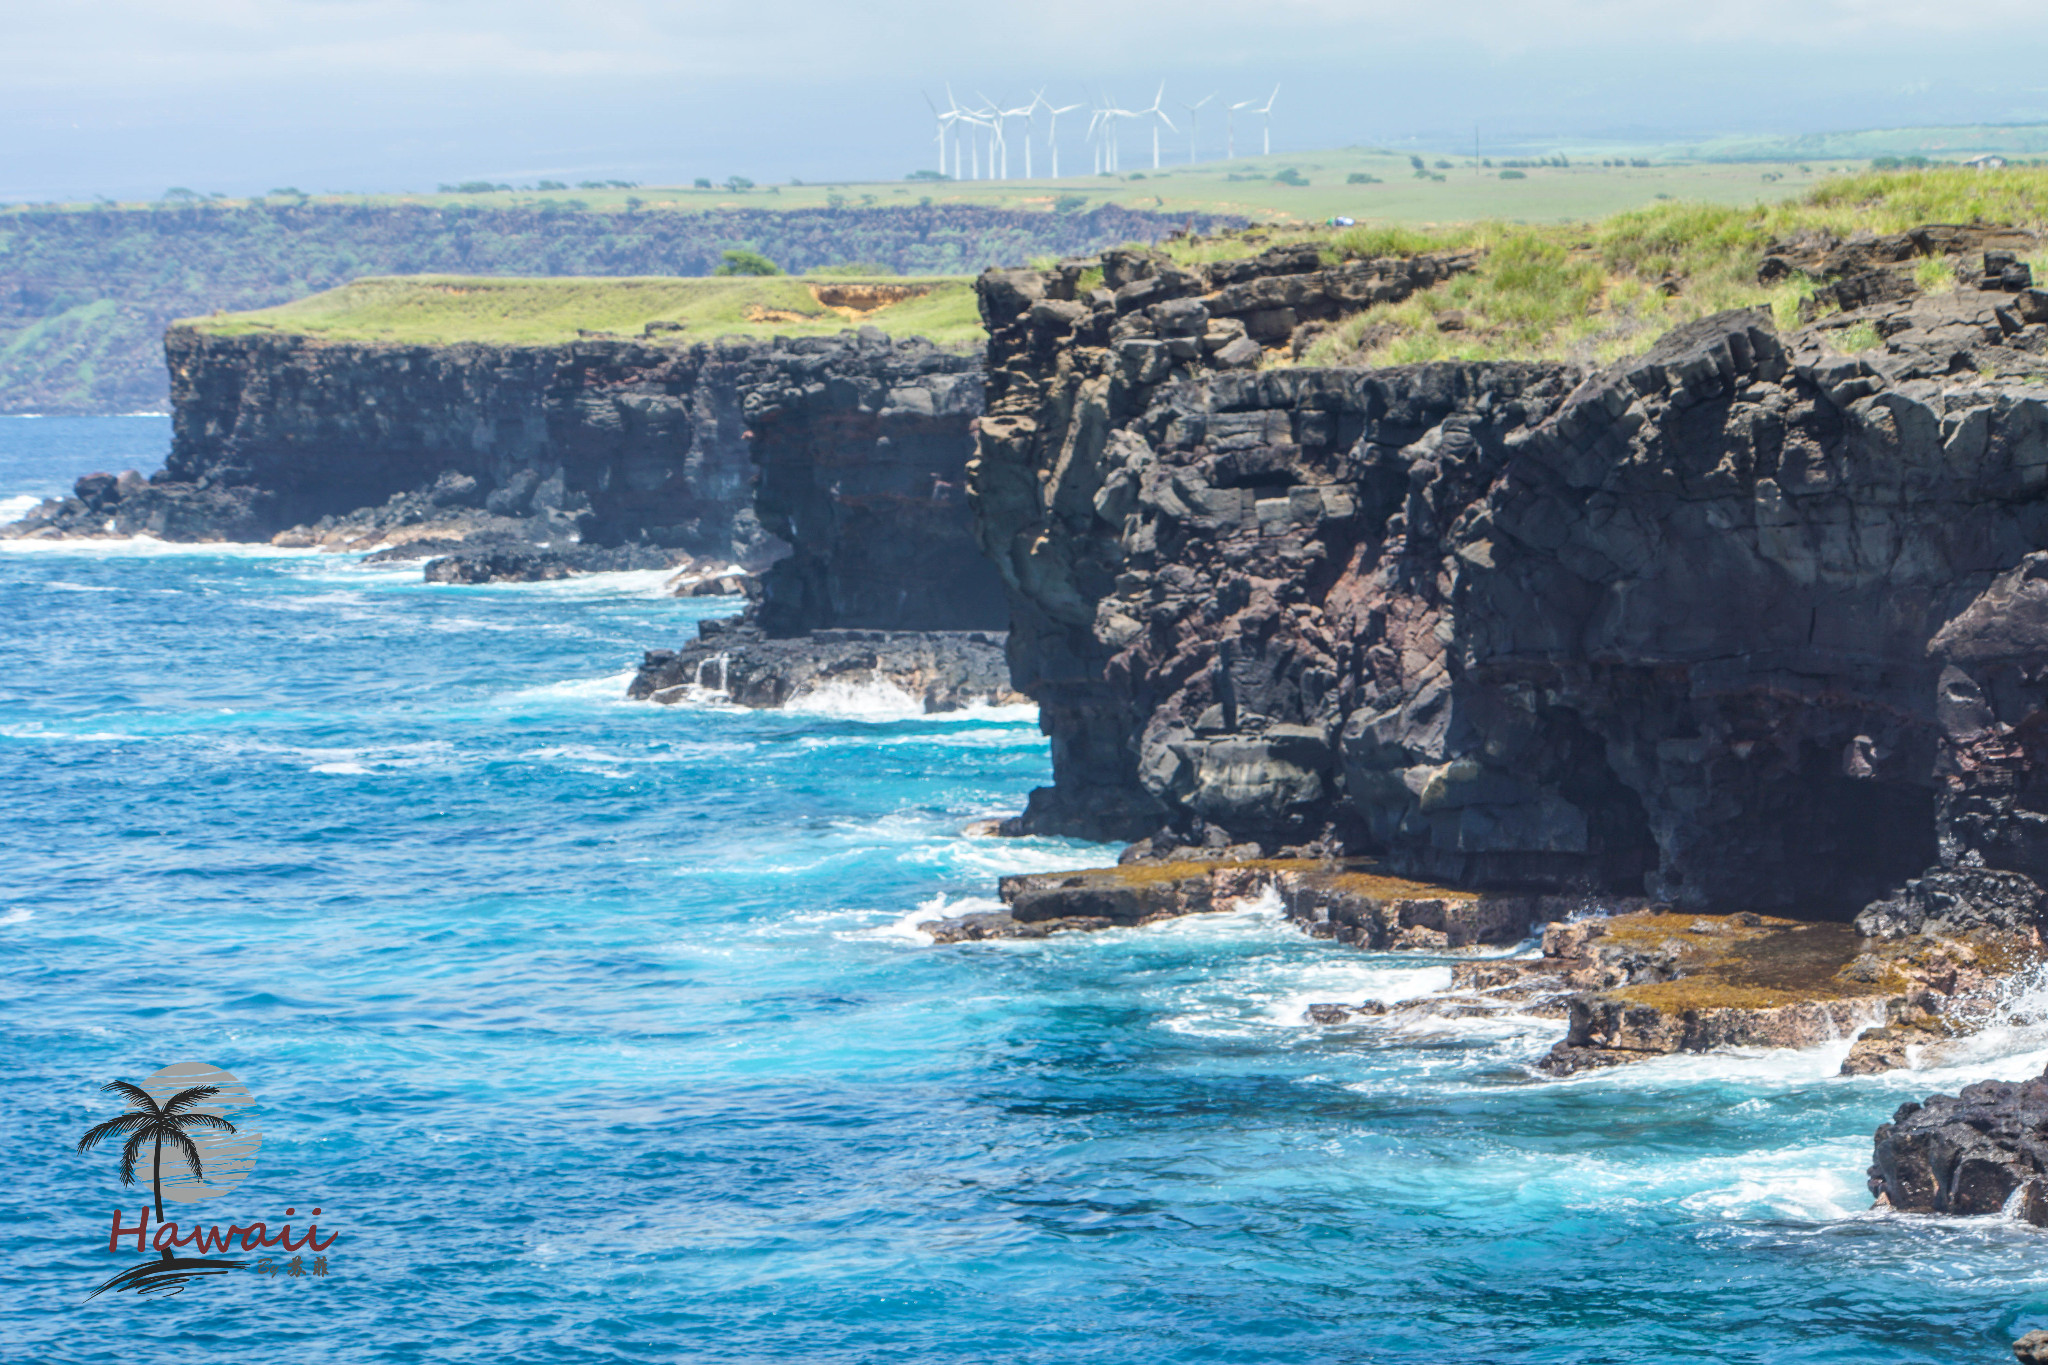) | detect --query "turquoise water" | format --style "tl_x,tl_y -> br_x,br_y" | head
7,417 -> 2048,1362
